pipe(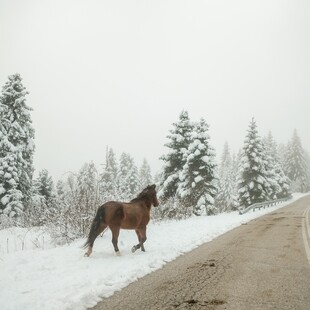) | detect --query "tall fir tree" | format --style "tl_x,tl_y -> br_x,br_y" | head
237,118 -> 271,207
283,129 -> 309,192
263,132 -> 290,199
159,110 -> 194,201
215,143 -> 238,212
77,162 -> 99,206
138,158 -> 153,190
100,147 -> 118,200
178,118 -> 217,215
117,153 -> 139,200
0,74 -> 35,217
34,169 -> 55,202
